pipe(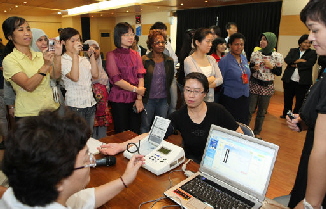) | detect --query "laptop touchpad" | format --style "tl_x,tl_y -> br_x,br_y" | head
186,198 -> 212,209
